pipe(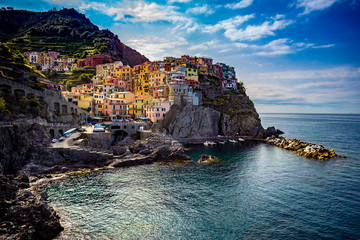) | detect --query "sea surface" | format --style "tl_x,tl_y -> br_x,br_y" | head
44,113 -> 360,239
